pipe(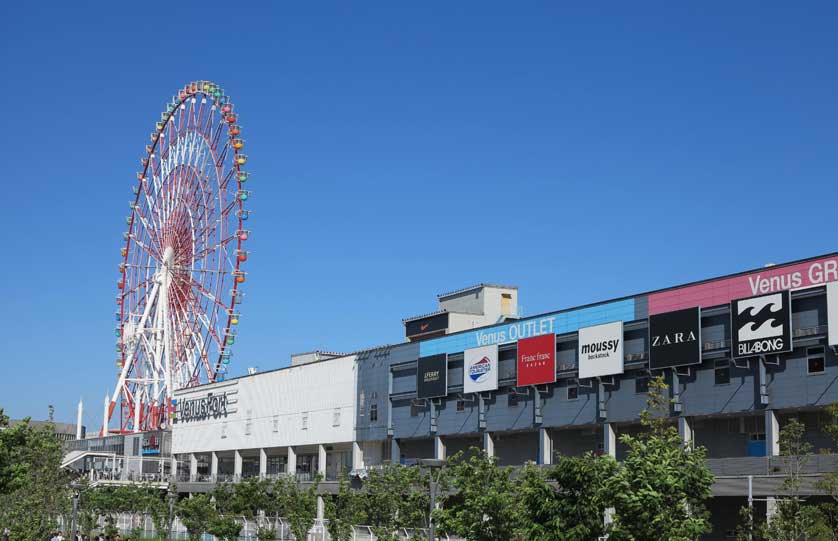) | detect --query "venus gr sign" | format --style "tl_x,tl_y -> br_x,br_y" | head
417,354 -> 448,399
649,307 -> 701,369
177,392 -> 229,423
463,345 -> 499,393
578,321 -> 624,379
731,291 -> 792,358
